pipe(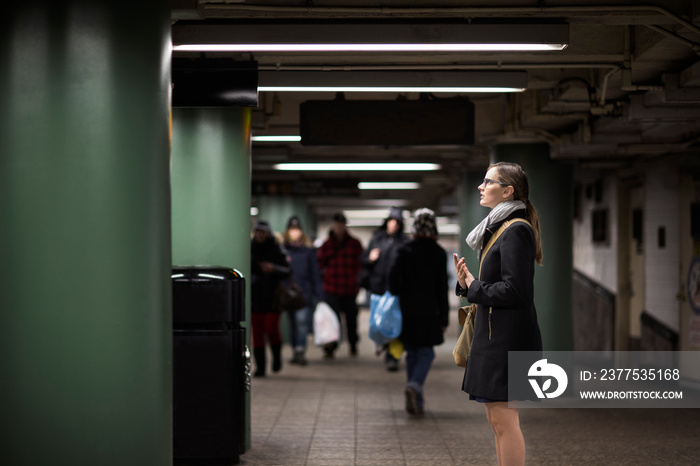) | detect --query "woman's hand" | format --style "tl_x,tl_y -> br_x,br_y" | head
453,253 -> 475,290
